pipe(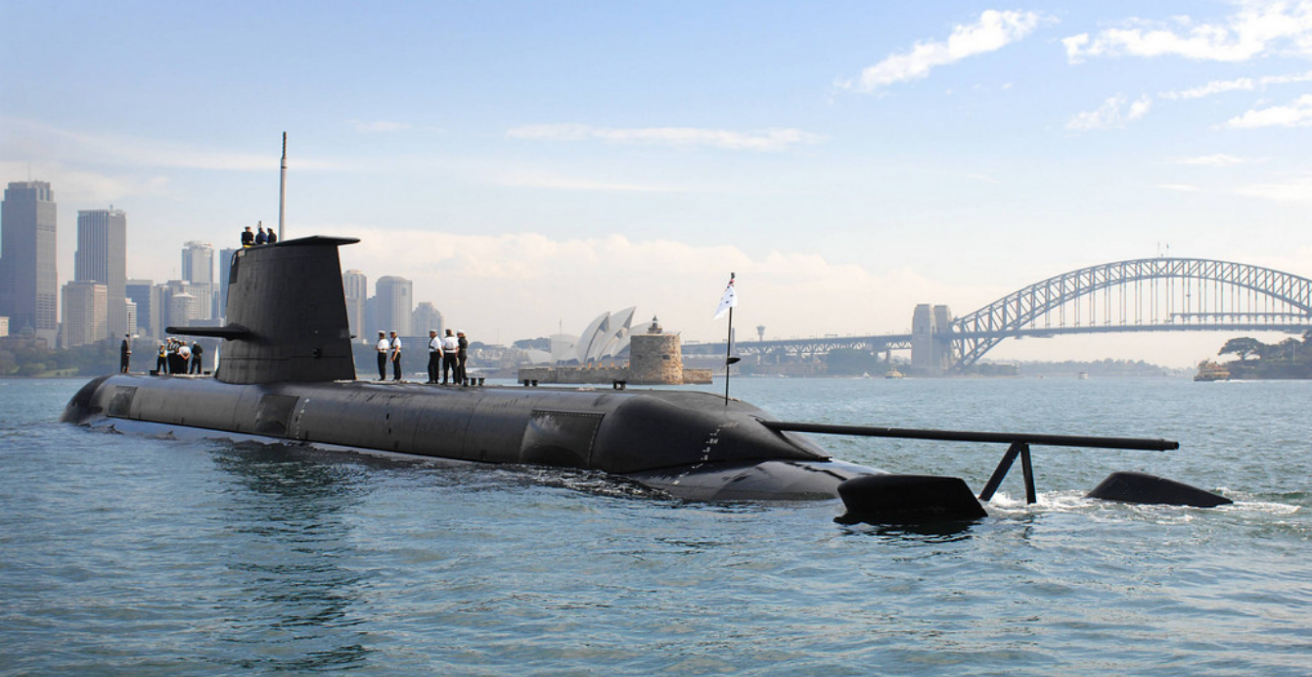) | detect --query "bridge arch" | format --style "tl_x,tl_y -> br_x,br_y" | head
950,258 -> 1312,370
